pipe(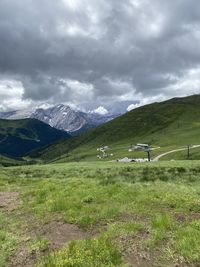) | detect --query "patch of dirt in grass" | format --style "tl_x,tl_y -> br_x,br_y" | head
120,230 -> 152,267
121,229 -> 196,267
9,246 -> 37,267
175,212 -> 200,223
125,250 -> 151,267
41,221 -> 89,250
189,213 -> 200,221
9,220 -> 93,267
175,213 -> 187,223
0,191 -> 20,211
